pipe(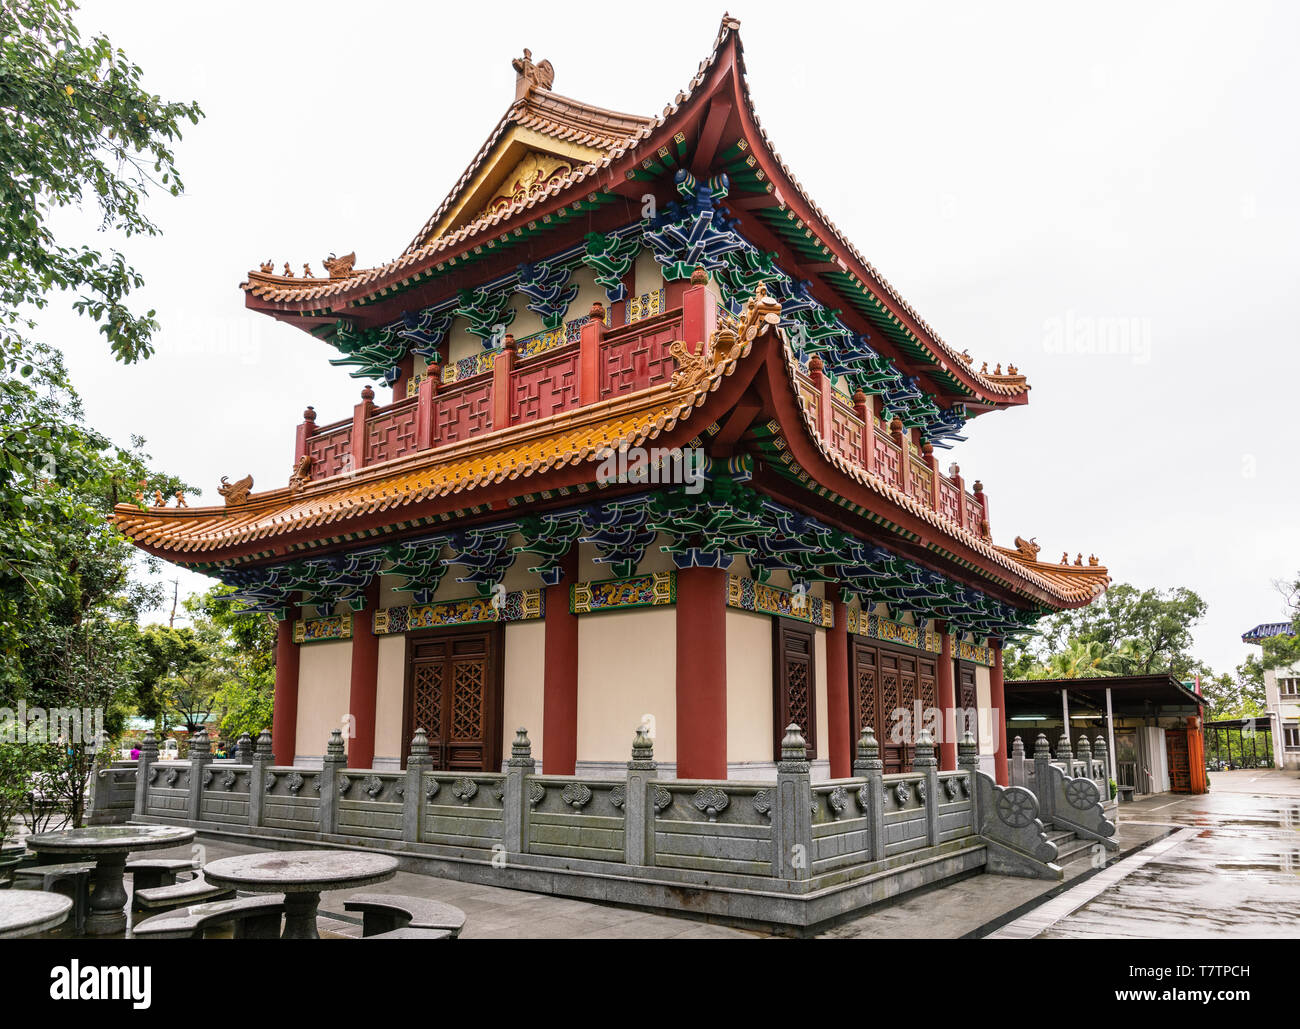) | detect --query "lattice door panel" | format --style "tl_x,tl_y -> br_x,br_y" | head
405,630 -> 498,772
773,619 -> 817,760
